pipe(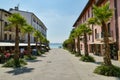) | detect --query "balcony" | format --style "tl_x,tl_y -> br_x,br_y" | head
4,30 -> 14,34
96,31 -> 113,42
